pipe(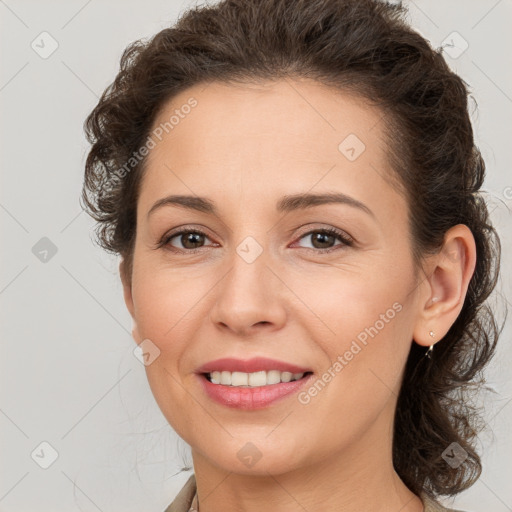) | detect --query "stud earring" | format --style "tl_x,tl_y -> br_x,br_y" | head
429,330 -> 435,338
